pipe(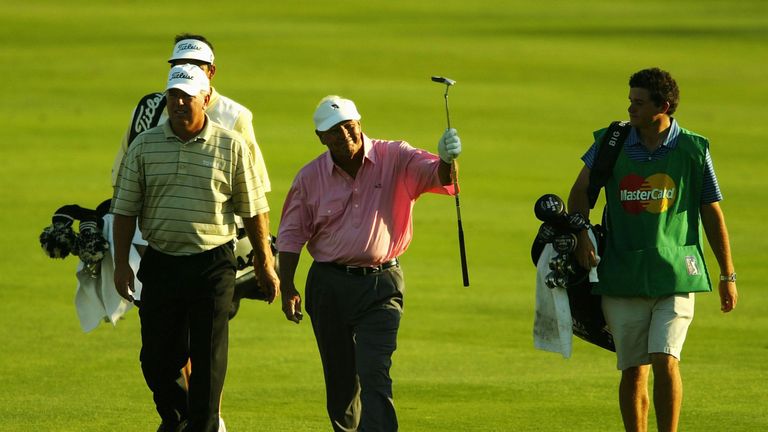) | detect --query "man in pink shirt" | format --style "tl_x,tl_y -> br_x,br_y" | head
277,95 -> 462,431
